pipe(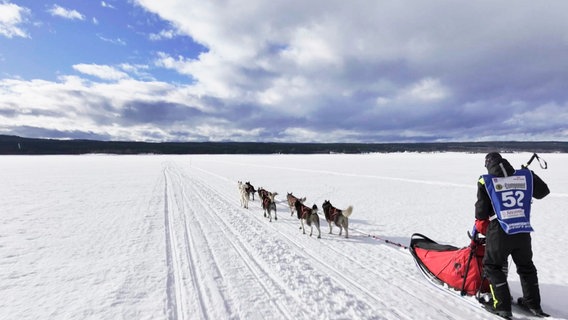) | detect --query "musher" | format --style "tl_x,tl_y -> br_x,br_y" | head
473,152 -> 550,318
